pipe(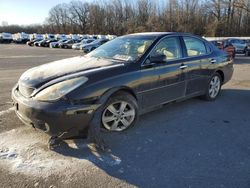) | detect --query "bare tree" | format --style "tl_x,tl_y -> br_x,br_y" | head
2,0 -> 250,37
